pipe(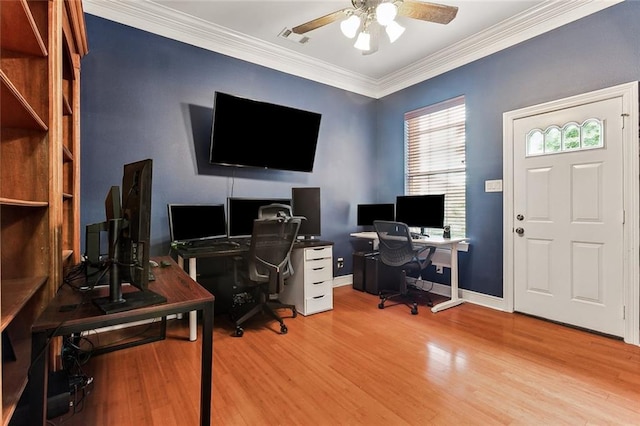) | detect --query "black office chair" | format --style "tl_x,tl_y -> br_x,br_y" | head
258,203 -> 306,275
373,220 -> 437,315
232,216 -> 301,337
